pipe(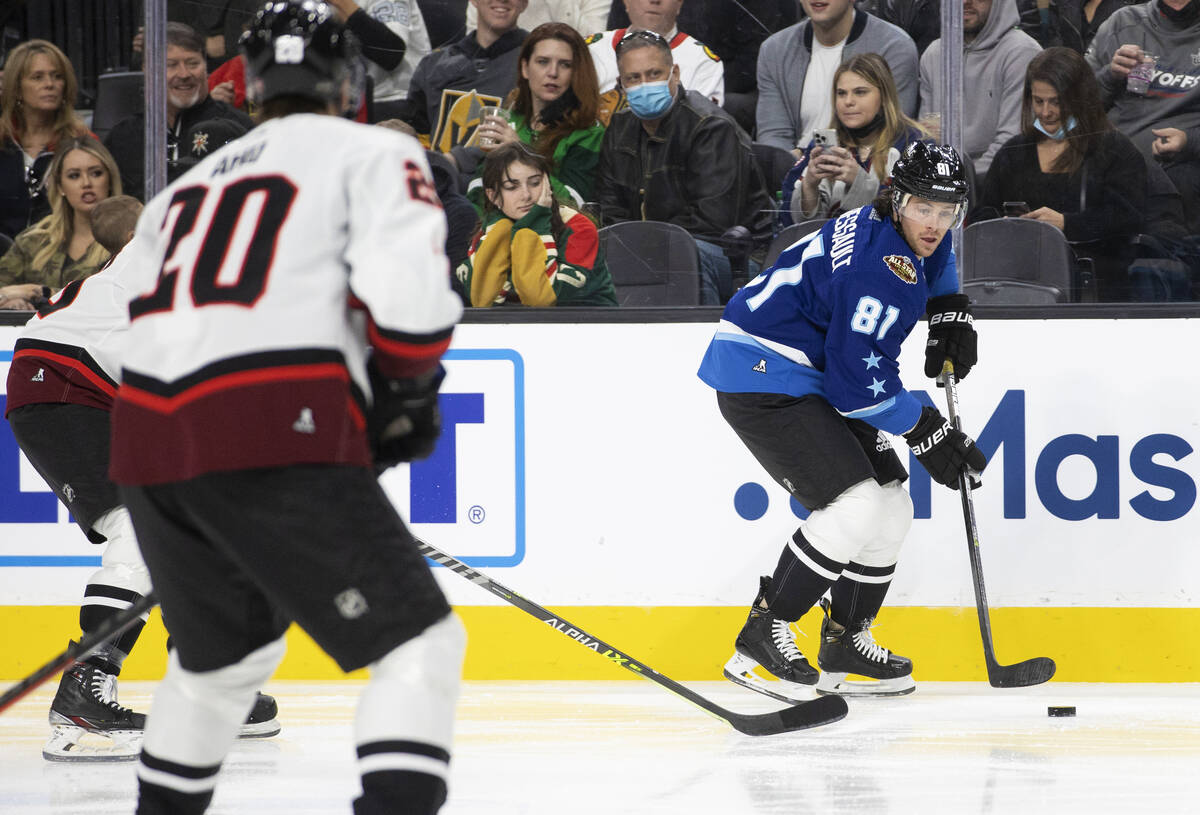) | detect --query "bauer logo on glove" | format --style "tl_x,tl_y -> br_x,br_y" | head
924,293 -> 978,380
